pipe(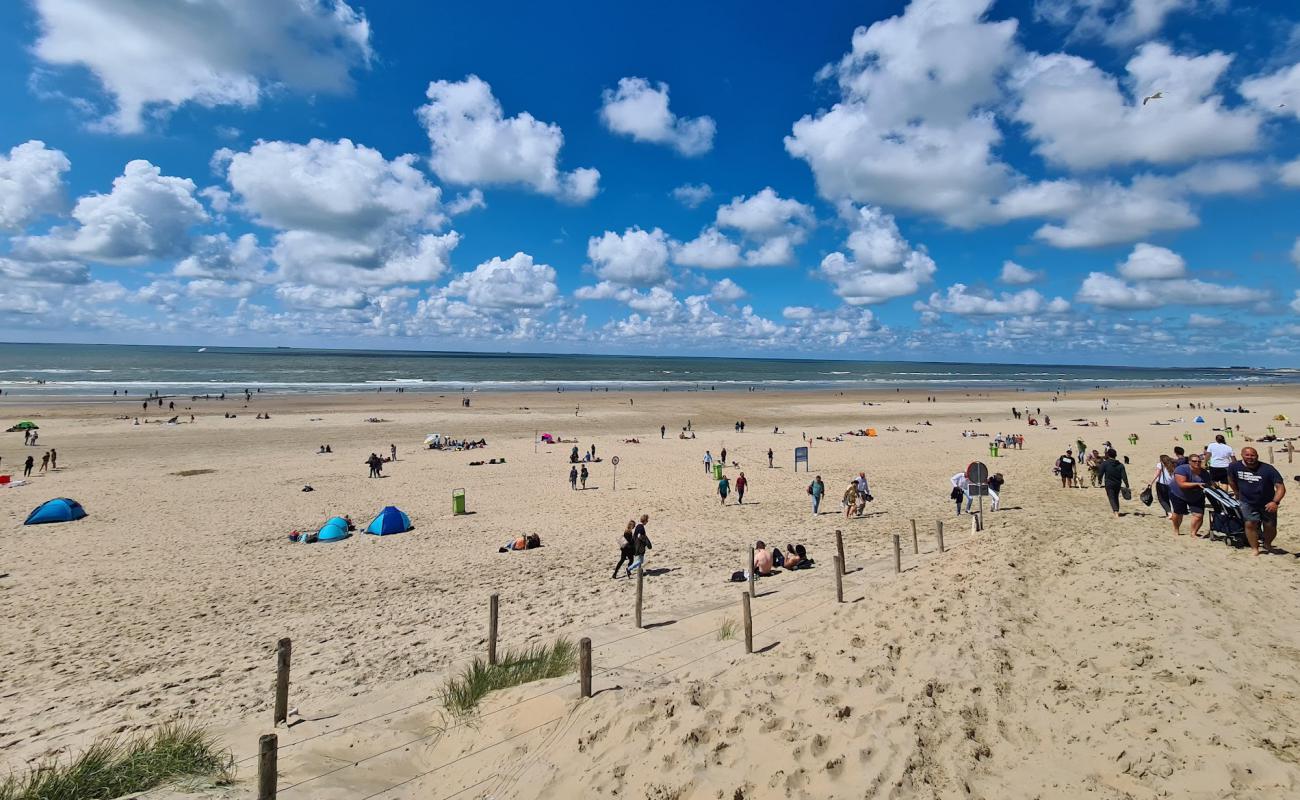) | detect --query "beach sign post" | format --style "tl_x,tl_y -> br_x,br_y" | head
966,461 -> 989,529
794,446 -> 809,472
611,455 -> 620,490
